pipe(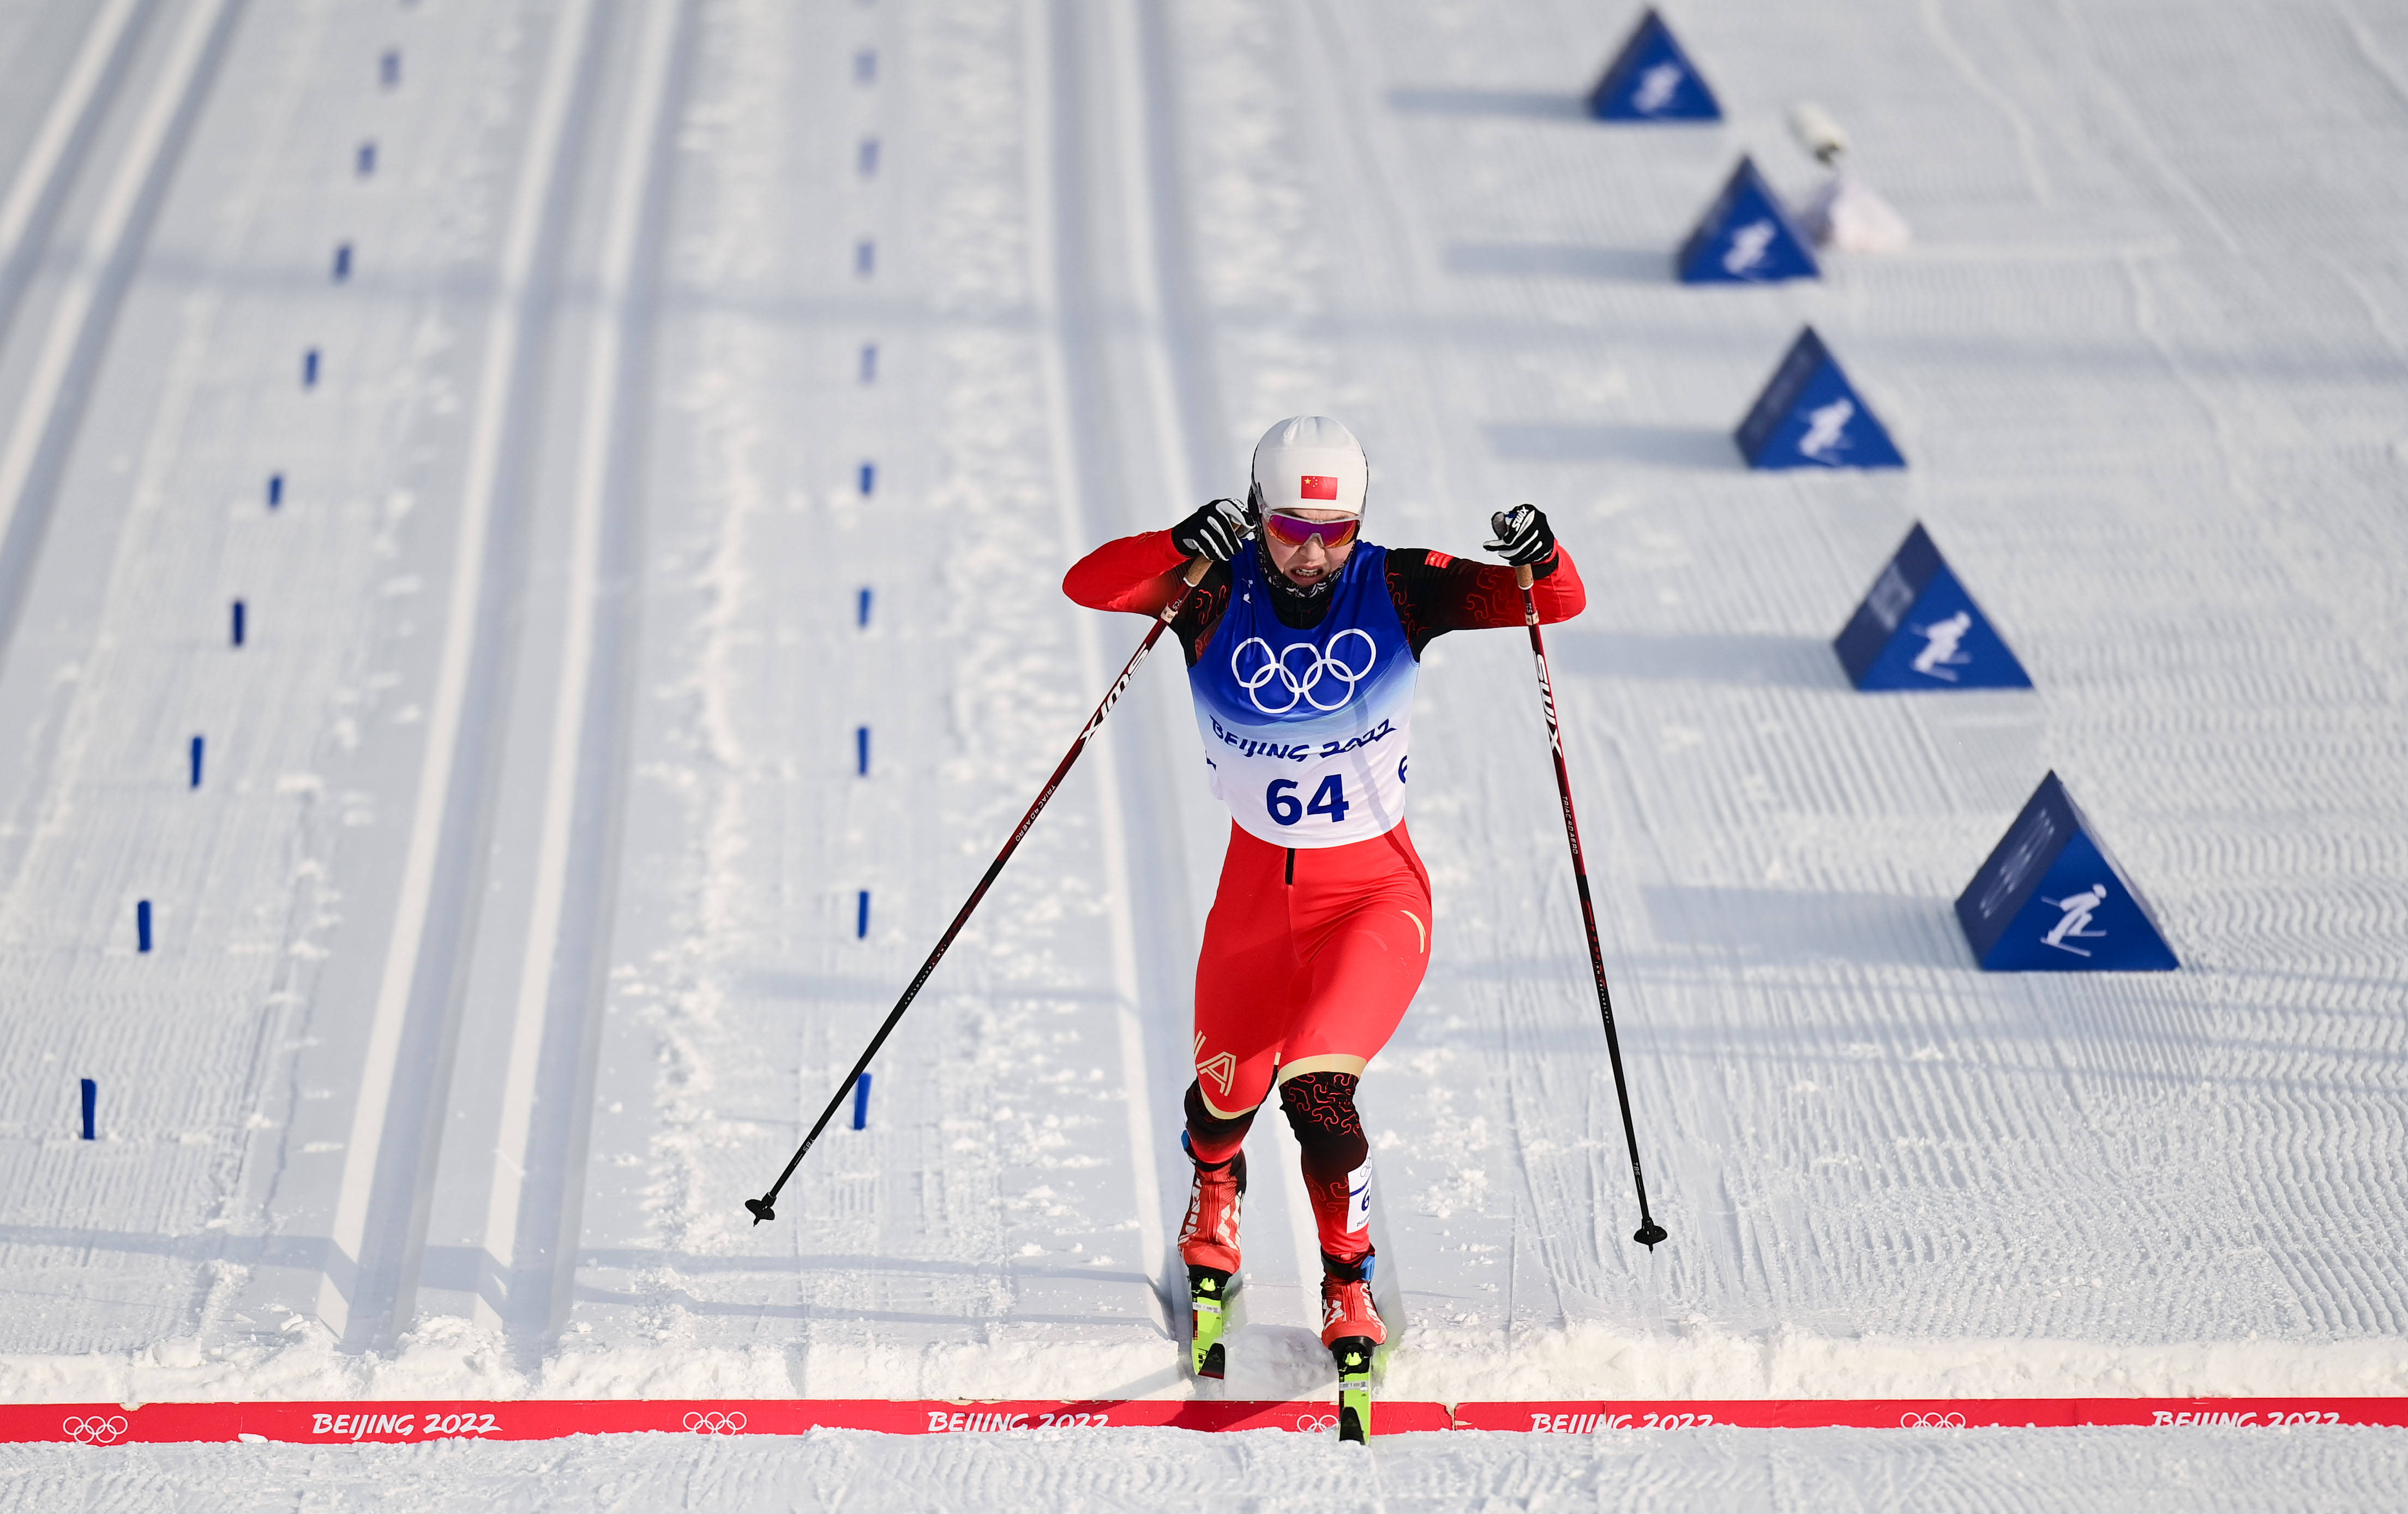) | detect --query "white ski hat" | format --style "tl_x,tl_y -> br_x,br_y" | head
1250,415 -> 1368,518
